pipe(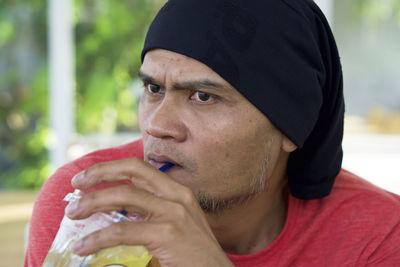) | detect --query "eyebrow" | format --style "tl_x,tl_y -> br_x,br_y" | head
138,69 -> 231,92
